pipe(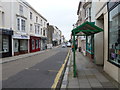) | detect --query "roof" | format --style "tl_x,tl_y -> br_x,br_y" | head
72,21 -> 103,36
